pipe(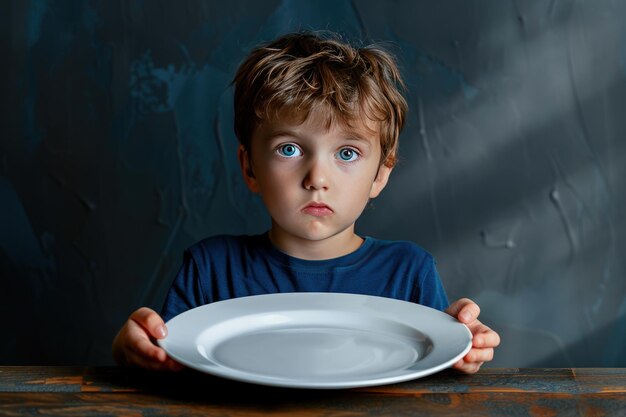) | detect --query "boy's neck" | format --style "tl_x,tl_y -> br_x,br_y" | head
267,227 -> 364,261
